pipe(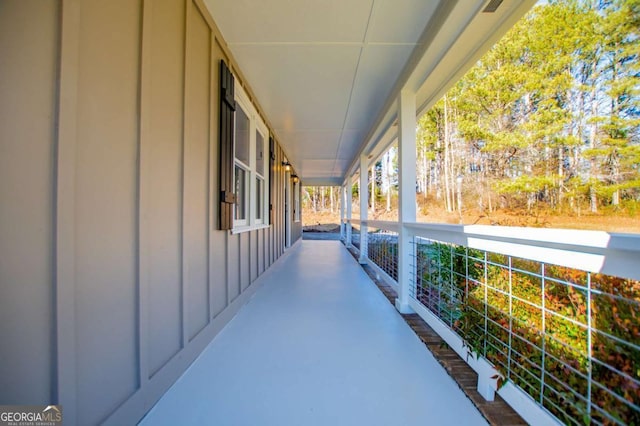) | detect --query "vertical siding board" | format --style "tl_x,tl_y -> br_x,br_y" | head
257,230 -> 262,275
251,229 -> 261,282
269,205 -> 272,262
185,3 -> 211,341
227,234 -> 240,302
256,230 -> 260,278
248,232 -> 252,284
144,0 -> 185,377
54,1 -> 80,421
273,146 -> 282,260
258,230 -> 262,276
207,31 -> 221,321
264,228 -> 267,272
278,146 -> 284,257
279,146 -> 282,255
275,150 -> 278,256
0,0 -> 59,405
251,231 -> 258,283
206,19 -> 212,335
181,0 -> 190,351
268,214 -> 272,267
138,0 -> 154,391
237,233 -> 242,296
270,222 -> 274,266
240,232 -> 249,291
210,229 -> 227,317
224,232 -> 230,307
276,146 -> 279,257
74,1 -> 143,423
